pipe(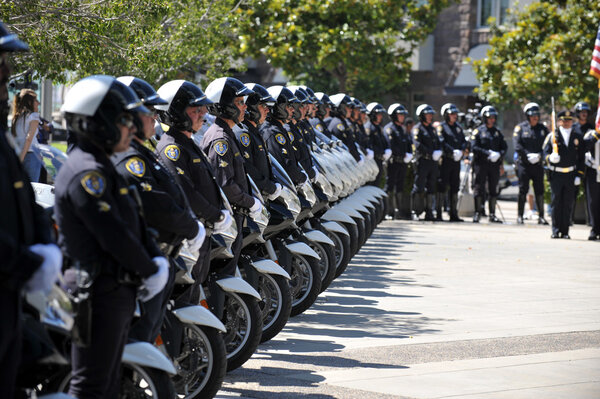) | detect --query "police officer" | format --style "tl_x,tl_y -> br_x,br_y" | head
234,83 -> 282,200
583,128 -> 600,240
543,110 -> 585,238
436,103 -> 467,221
311,92 -> 335,139
56,76 -> 169,398
328,93 -> 362,162
383,103 -> 412,219
285,86 -> 317,181
112,76 -> 206,342
365,102 -> 390,187
155,80 -> 233,298
352,99 -> 370,151
202,77 -> 263,276
262,86 -> 308,186
0,23 -> 62,398
573,101 -> 594,134
513,102 -> 549,225
411,104 -> 442,221
470,105 -> 507,223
